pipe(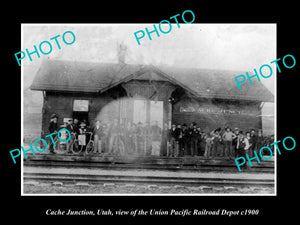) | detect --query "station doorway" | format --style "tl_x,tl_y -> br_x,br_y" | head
132,99 -> 164,156
133,99 -> 164,129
